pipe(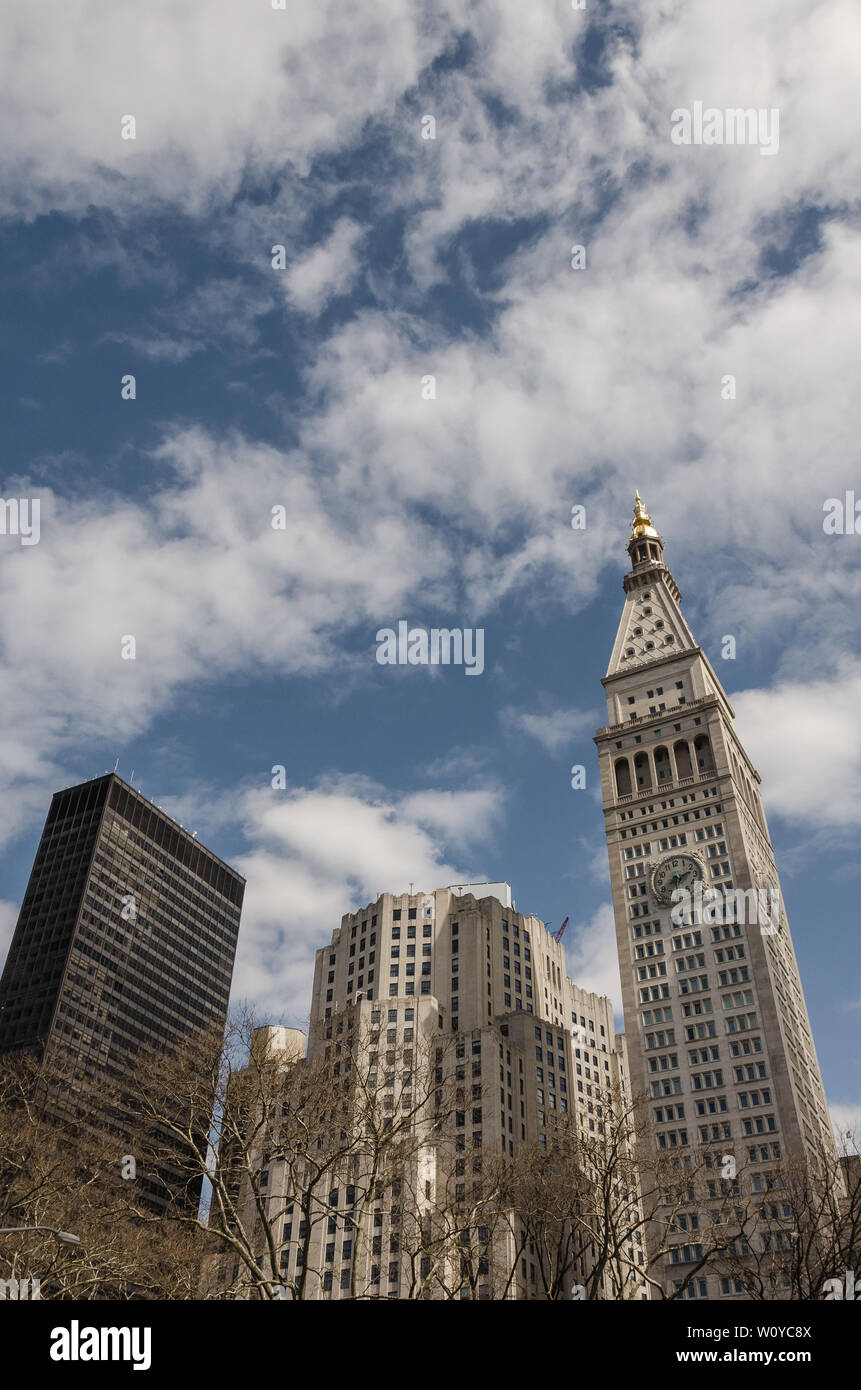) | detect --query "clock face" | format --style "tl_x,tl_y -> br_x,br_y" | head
651,853 -> 703,904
